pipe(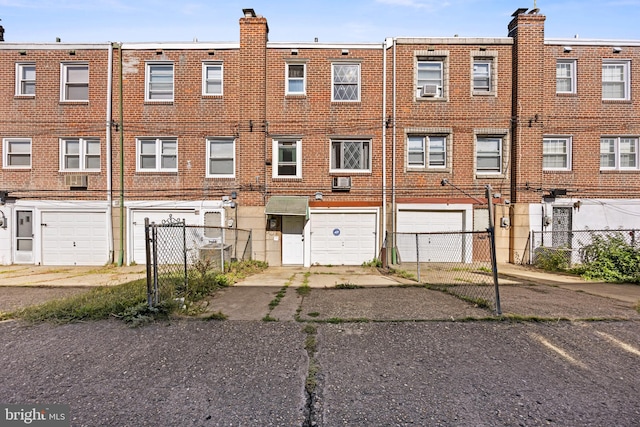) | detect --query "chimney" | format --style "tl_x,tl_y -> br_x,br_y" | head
0,24 -> 4,42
